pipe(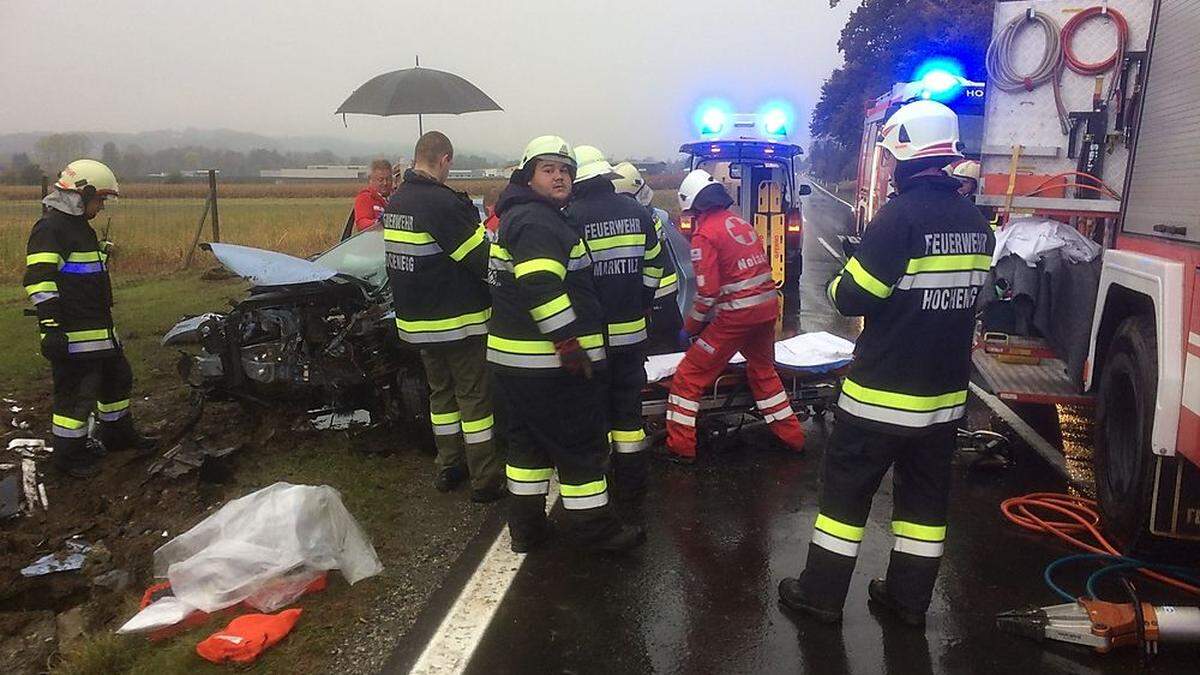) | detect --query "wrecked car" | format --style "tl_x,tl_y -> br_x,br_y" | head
163,227 -> 430,434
